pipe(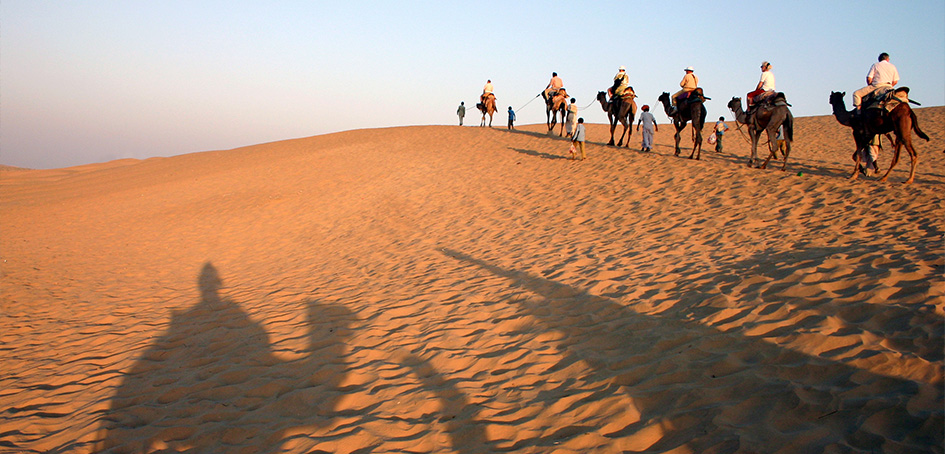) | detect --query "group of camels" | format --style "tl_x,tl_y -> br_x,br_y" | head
476,81 -> 930,184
